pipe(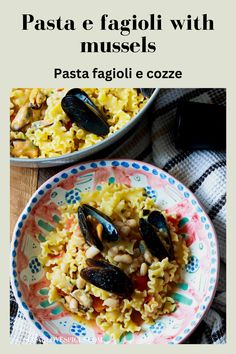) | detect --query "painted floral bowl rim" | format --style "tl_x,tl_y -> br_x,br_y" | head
10,159 -> 220,344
